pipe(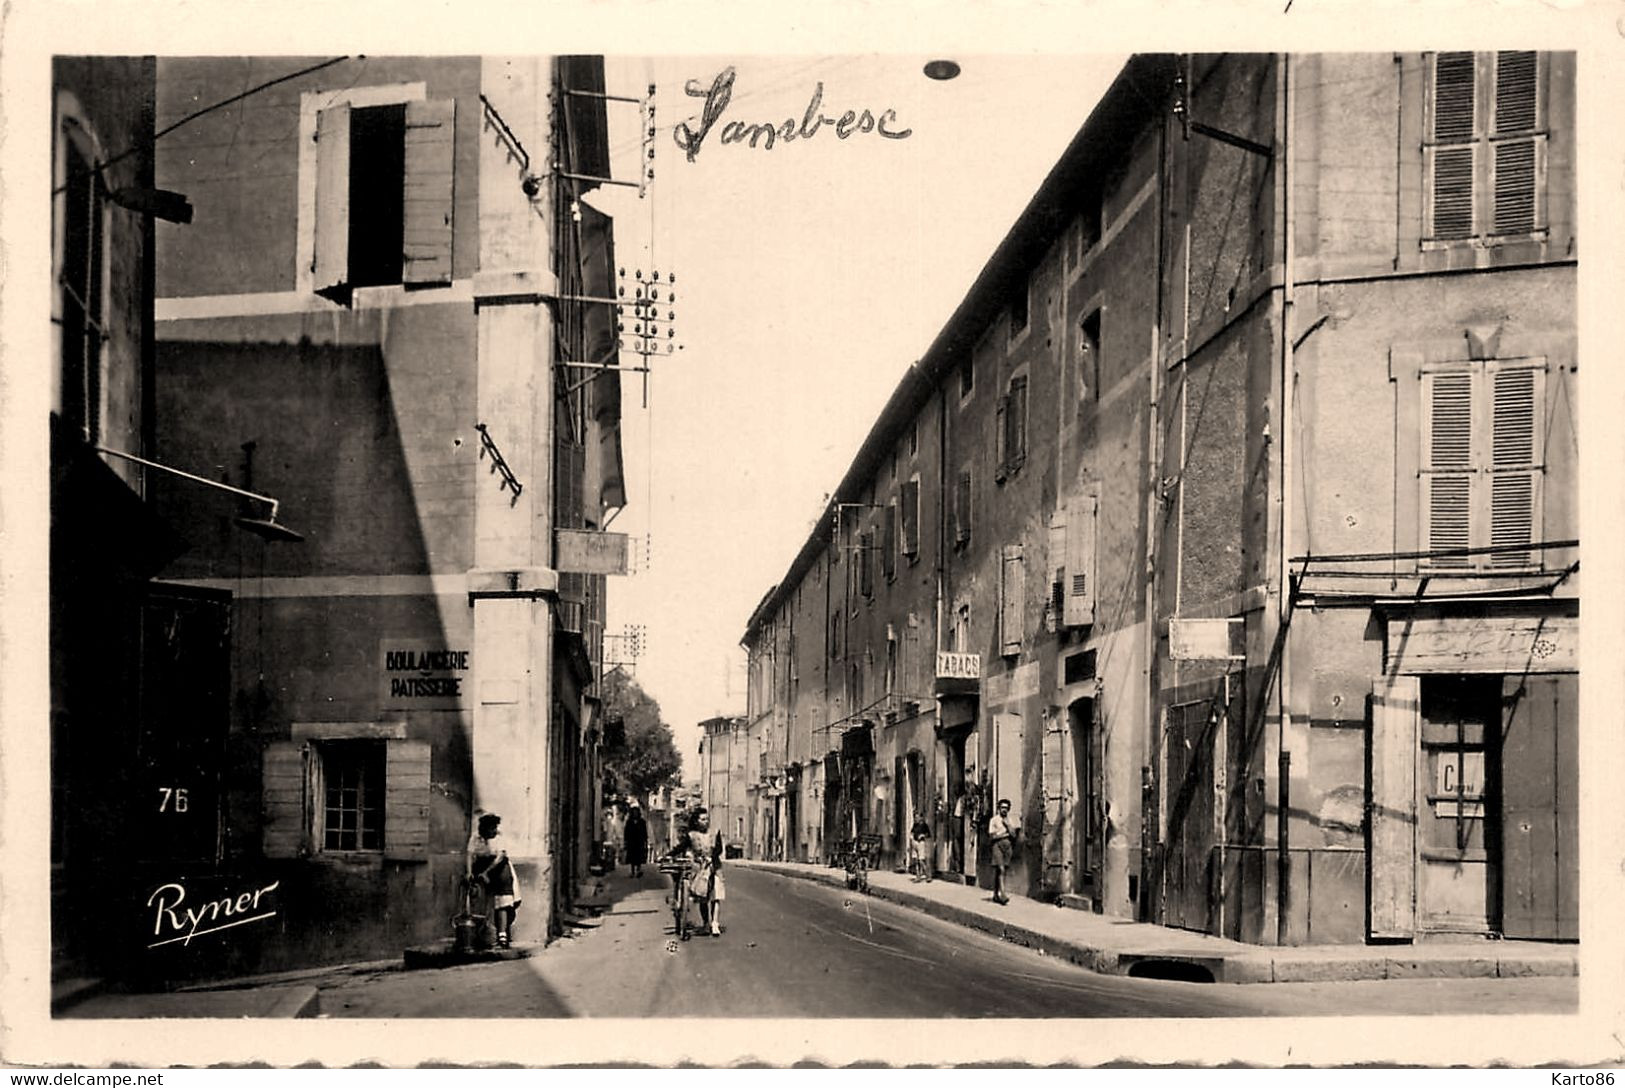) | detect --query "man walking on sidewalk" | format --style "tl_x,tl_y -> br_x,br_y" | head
987,799 -> 1019,905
